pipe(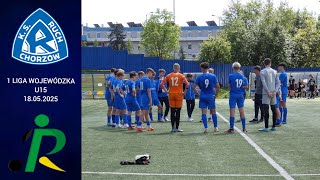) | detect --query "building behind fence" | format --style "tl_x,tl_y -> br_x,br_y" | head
82,47 -> 320,99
